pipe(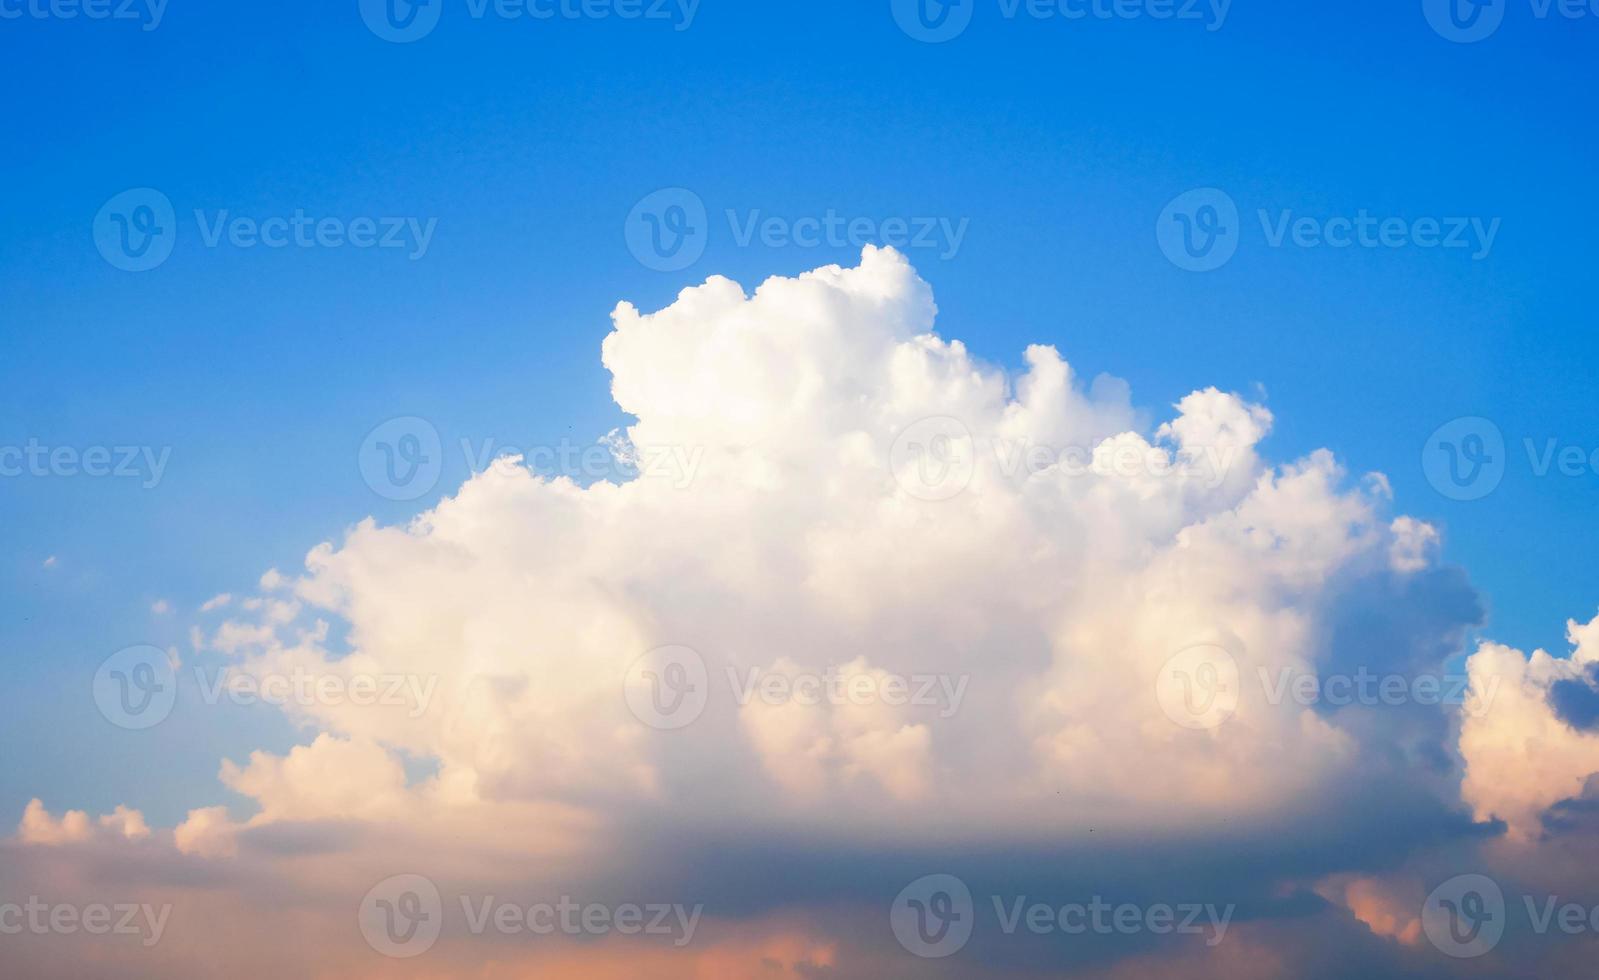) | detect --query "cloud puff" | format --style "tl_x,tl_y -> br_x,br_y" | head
1460,615 -> 1599,839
